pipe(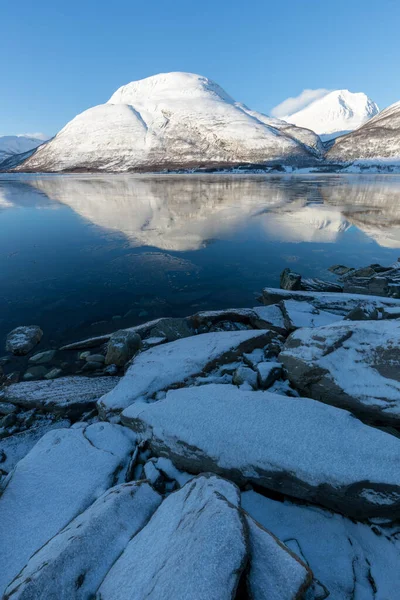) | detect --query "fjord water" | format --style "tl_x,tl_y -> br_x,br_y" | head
1,173 -> 400,347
